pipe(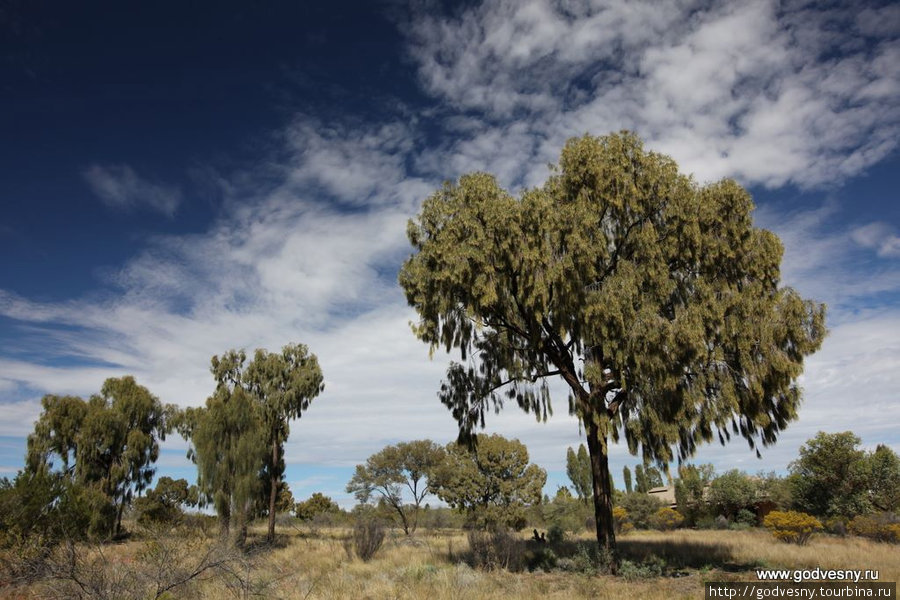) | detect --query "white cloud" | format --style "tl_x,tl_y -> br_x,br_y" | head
850,222 -> 900,258
404,0 -> 900,189
83,164 -> 182,216
2,0 -> 899,498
